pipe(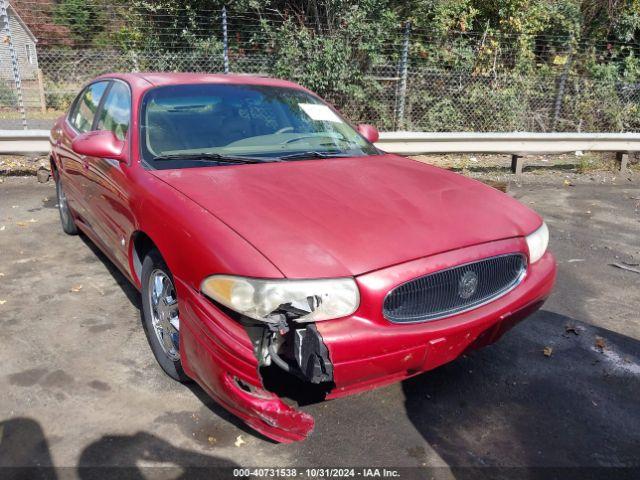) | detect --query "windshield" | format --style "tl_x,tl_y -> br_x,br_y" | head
140,83 -> 378,168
